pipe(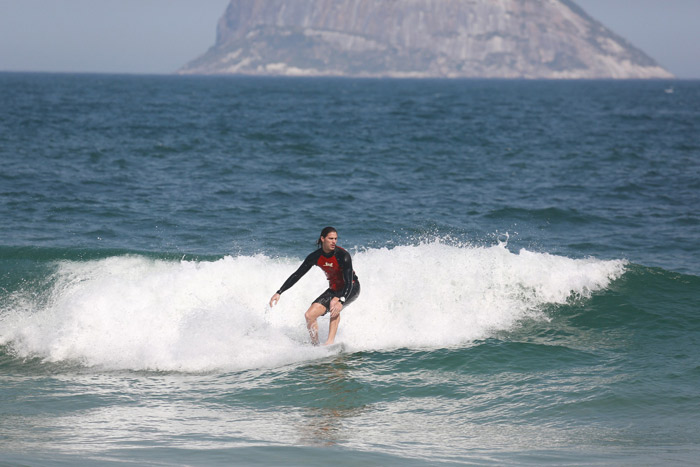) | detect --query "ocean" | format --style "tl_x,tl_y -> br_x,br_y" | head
0,73 -> 699,465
